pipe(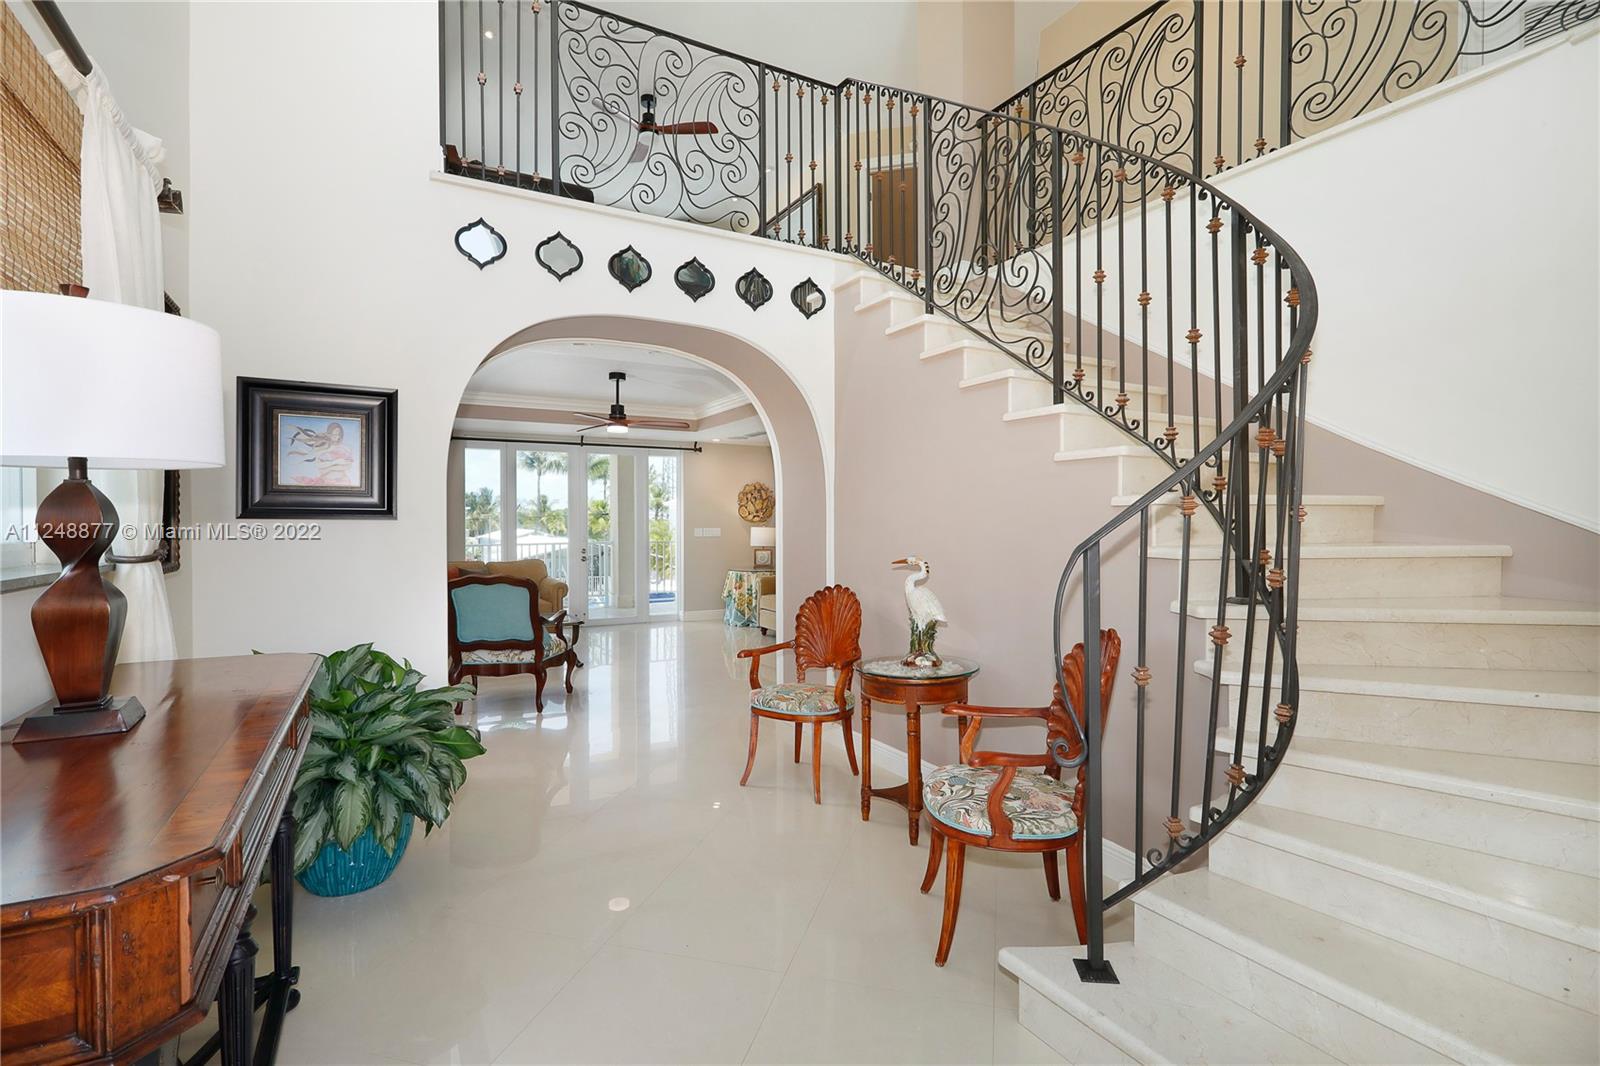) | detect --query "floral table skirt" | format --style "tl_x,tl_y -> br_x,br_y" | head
723,569 -> 767,627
